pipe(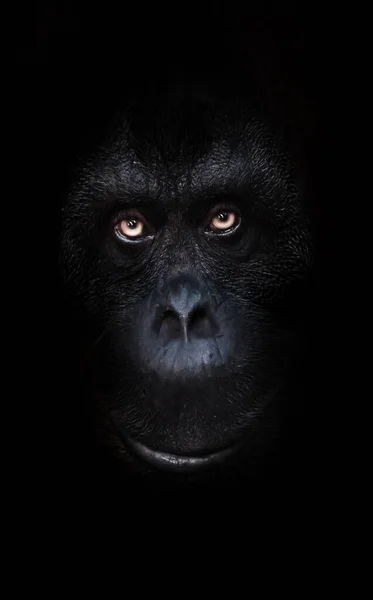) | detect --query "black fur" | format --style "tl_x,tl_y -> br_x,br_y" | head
60,78 -> 319,496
